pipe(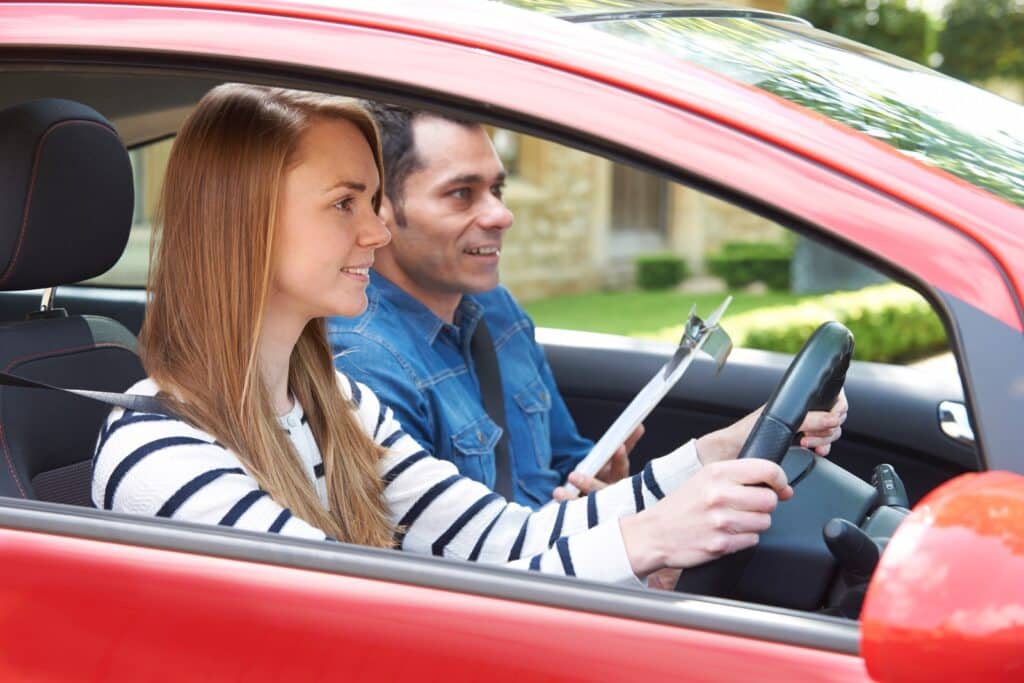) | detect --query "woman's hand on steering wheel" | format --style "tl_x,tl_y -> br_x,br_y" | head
696,389 -> 848,464
620,458 -> 793,577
